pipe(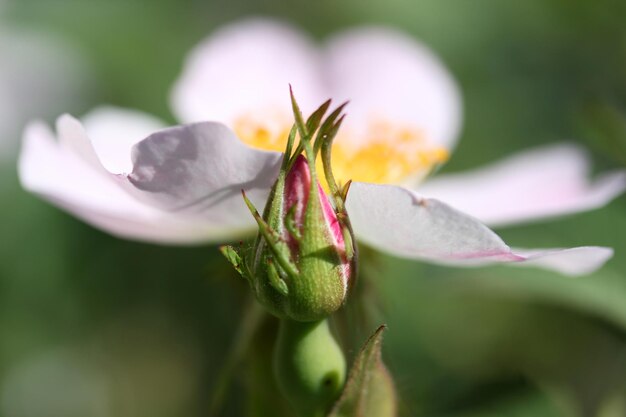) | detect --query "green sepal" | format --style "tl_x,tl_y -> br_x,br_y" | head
285,204 -> 302,242
320,114 -> 347,211
267,259 -> 290,296
219,245 -> 250,280
340,180 -> 352,204
289,87 -> 321,194
288,88 -> 332,160
241,189 -> 299,279
306,98 -> 332,135
282,125 -> 298,169
340,224 -> 355,263
320,121 -> 357,269
327,325 -> 397,417
287,87 -> 330,173
314,102 -> 348,156
290,85 -> 310,143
